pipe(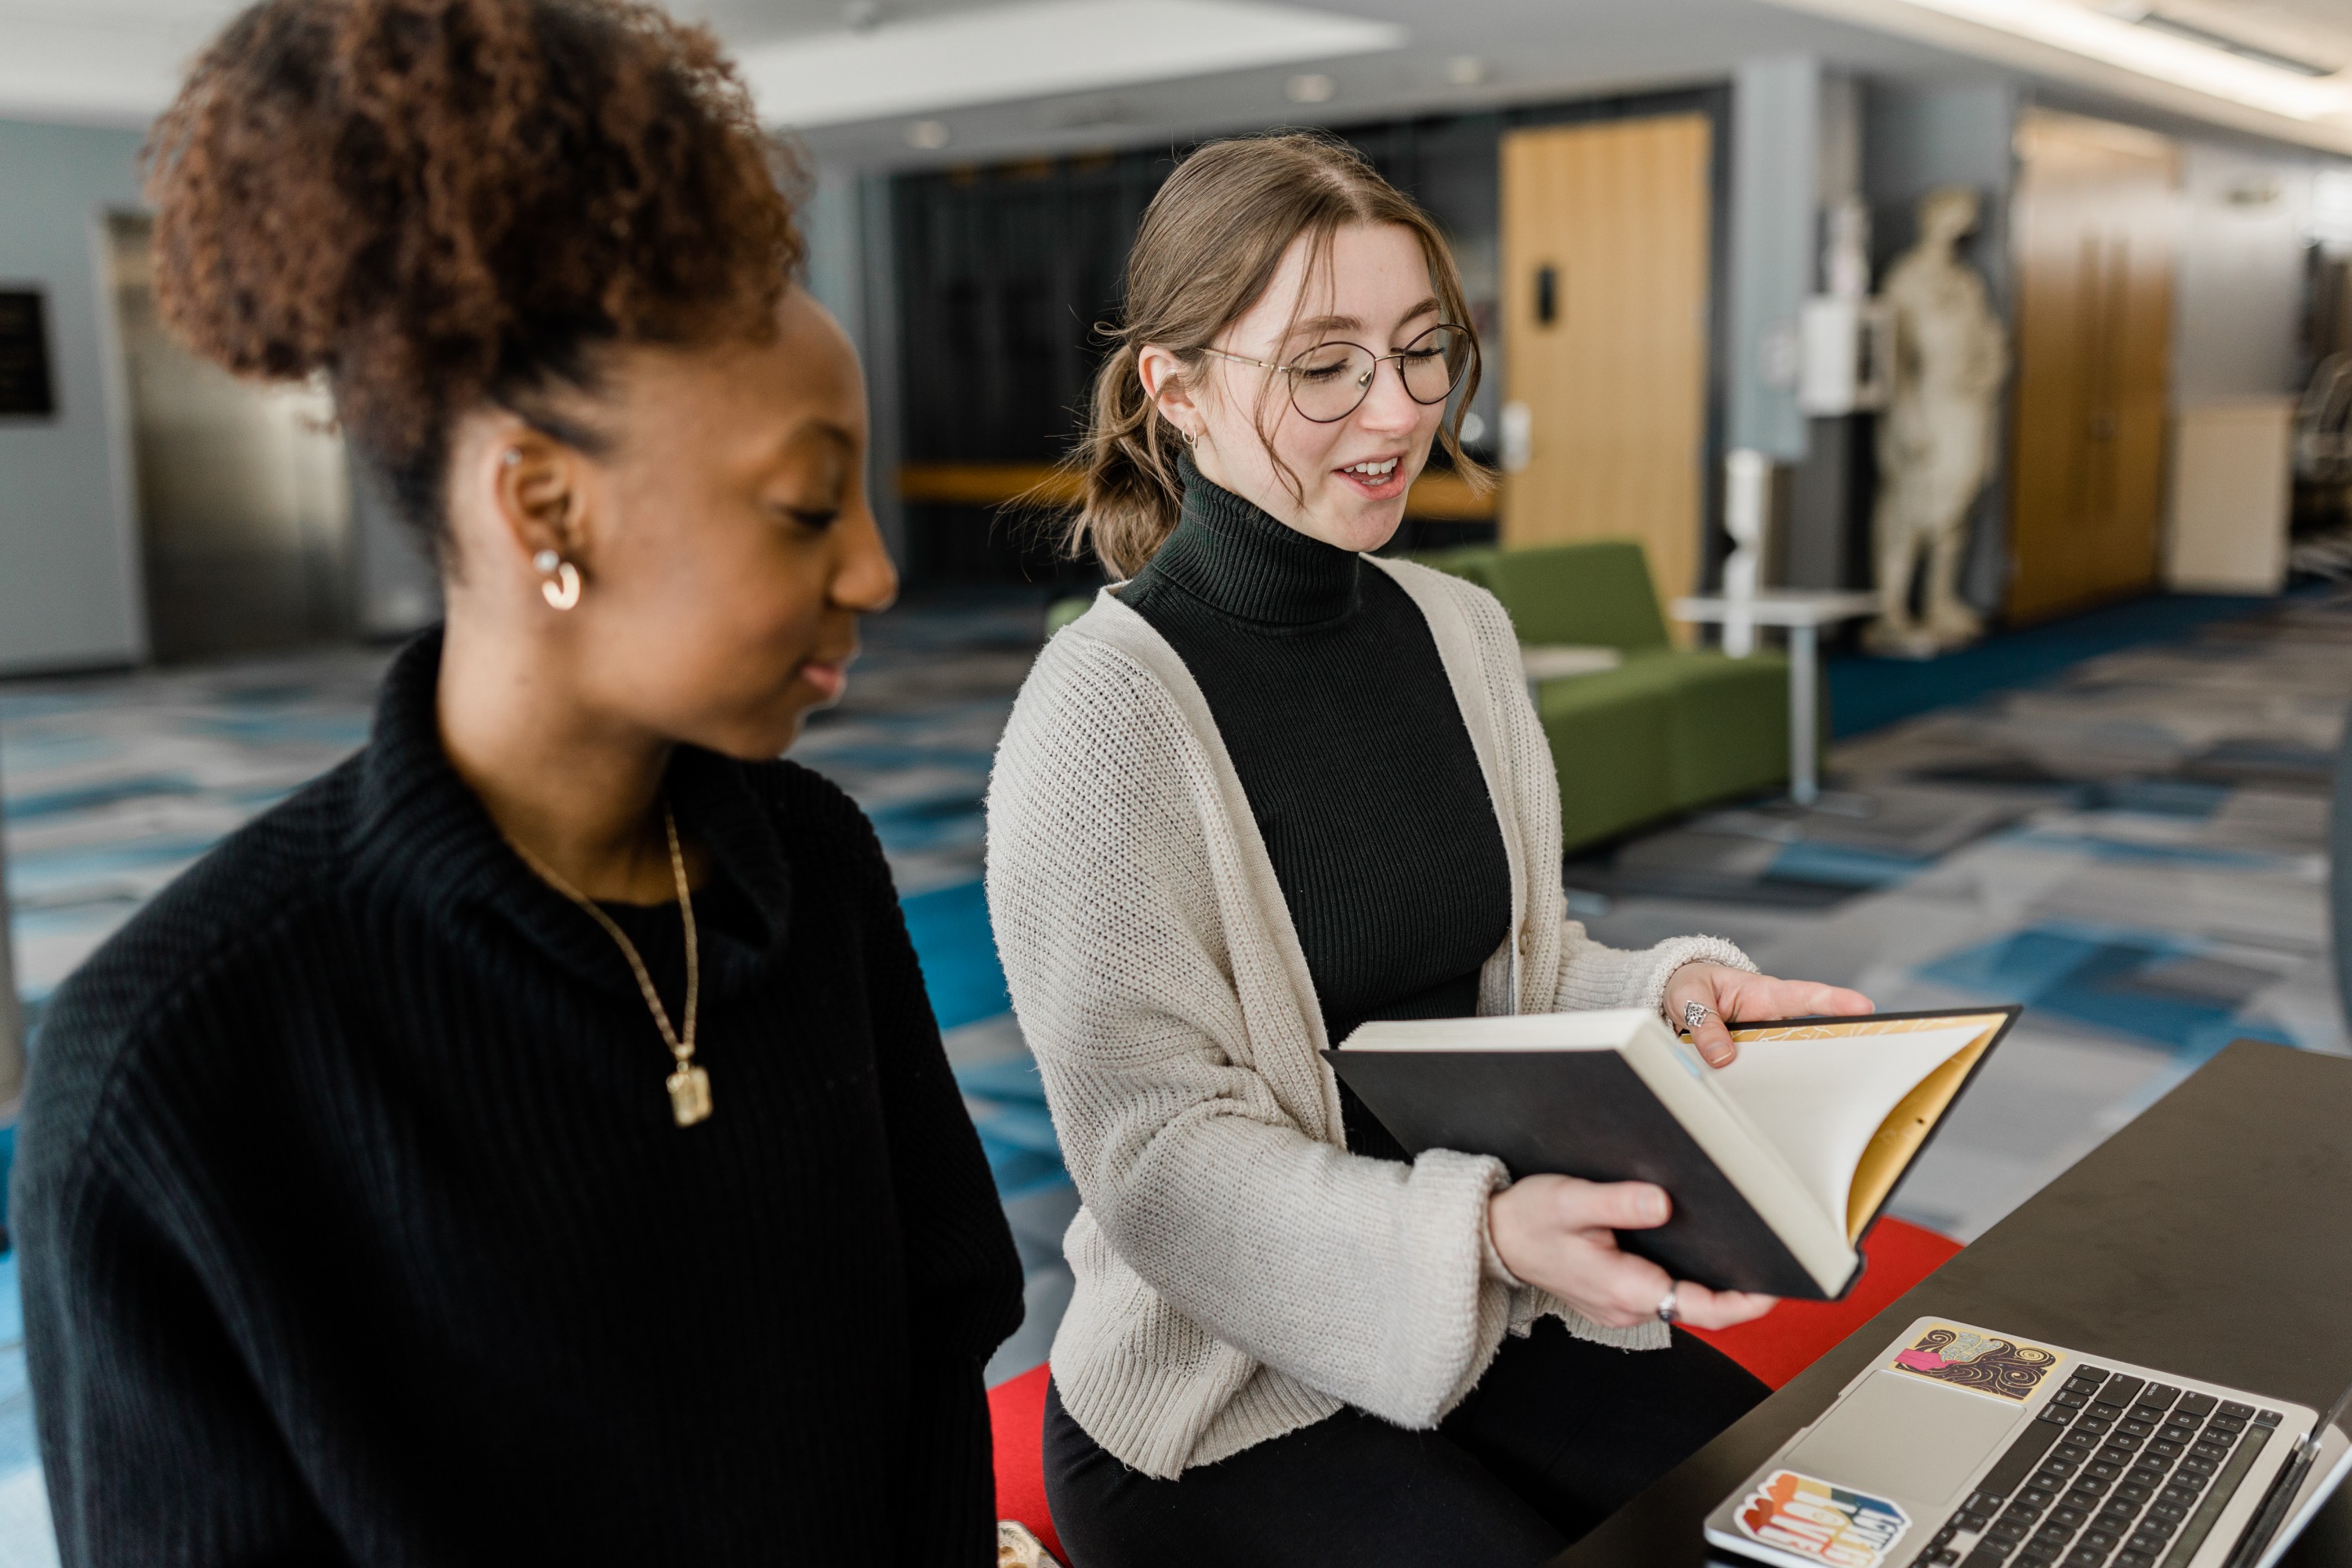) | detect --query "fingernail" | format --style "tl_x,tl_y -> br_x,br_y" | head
1641,1188 -> 1668,1224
